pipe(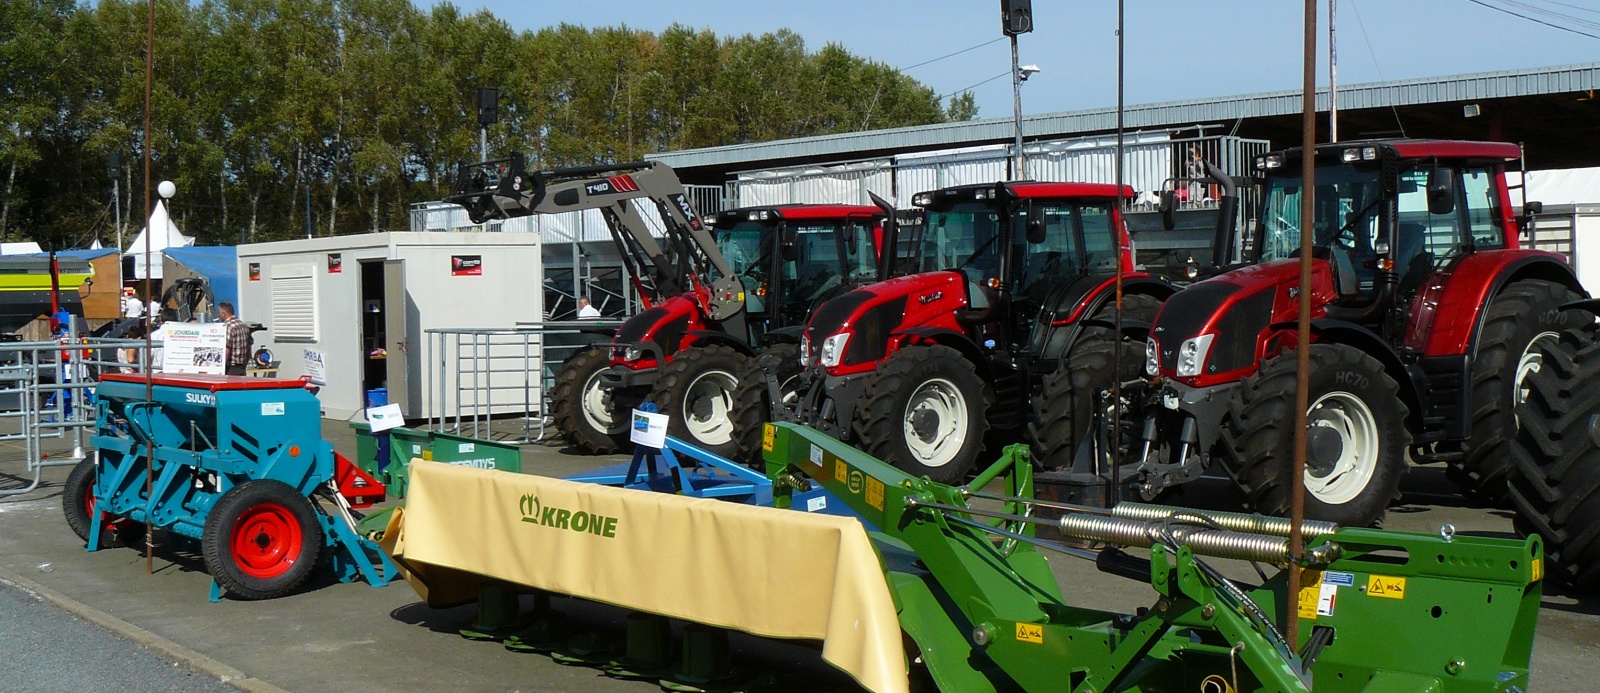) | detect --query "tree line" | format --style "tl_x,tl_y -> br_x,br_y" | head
0,0 -> 978,249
